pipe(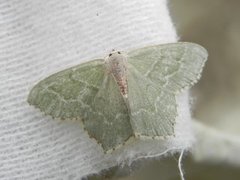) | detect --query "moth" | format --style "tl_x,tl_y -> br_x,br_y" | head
28,42 -> 207,152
